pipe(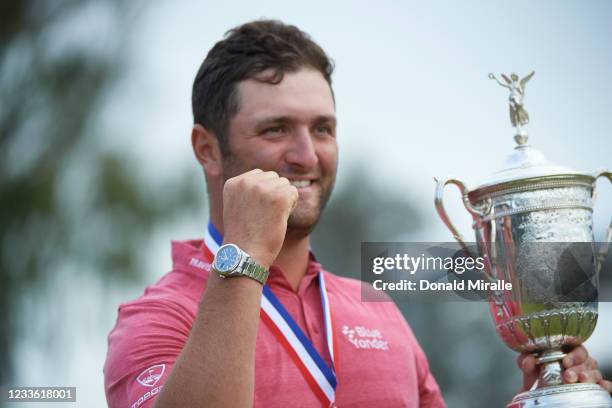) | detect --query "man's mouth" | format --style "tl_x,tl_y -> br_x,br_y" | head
289,180 -> 313,188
